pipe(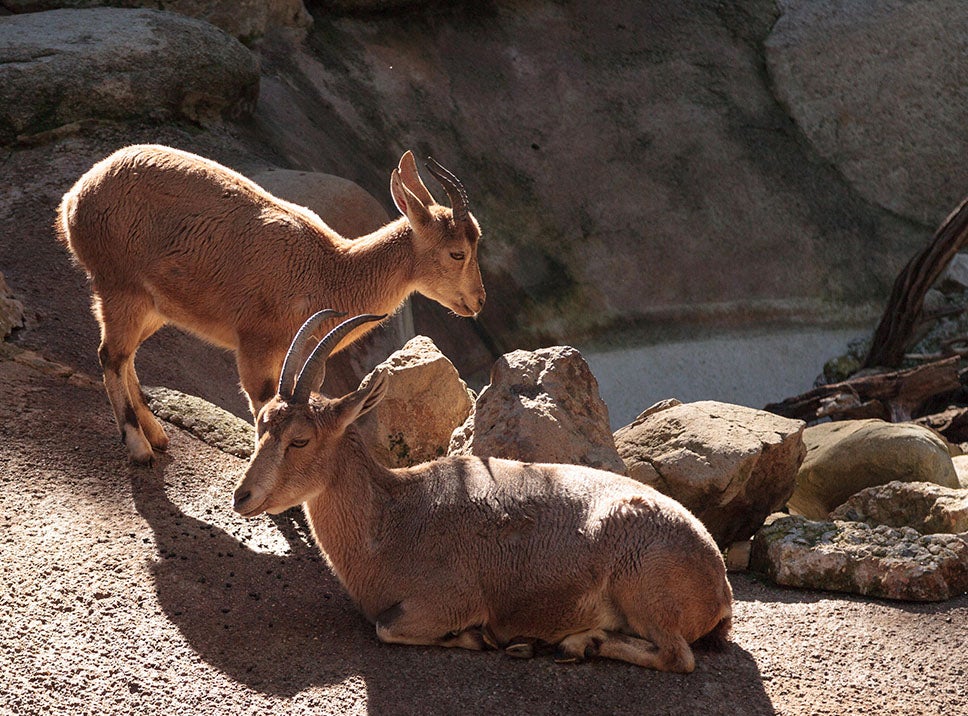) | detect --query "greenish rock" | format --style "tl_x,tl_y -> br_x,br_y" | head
751,515 -> 968,601
790,420 -> 960,518
145,386 -> 254,459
